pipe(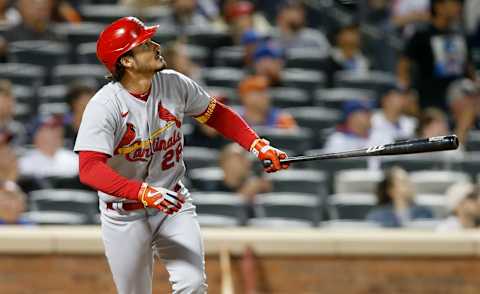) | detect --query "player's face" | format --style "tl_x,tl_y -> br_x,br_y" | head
130,39 -> 166,74
390,168 -> 414,202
